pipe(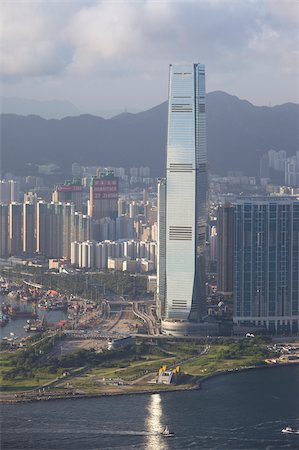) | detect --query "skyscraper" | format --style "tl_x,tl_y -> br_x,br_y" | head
52,179 -> 83,212
89,172 -> 118,221
217,203 -> 235,295
36,201 -> 48,255
157,178 -> 166,320
234,197 -> 299,333
160,63 -> 208,335
0,204 -> 9,258
8,203 -> 22,256
23,202 -> 35,256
